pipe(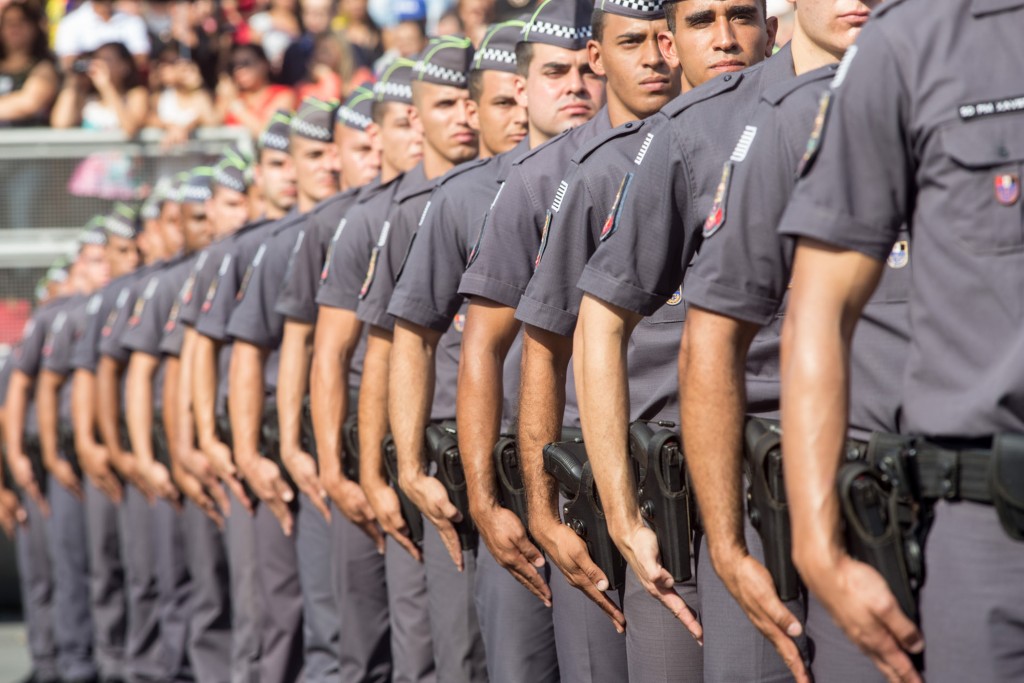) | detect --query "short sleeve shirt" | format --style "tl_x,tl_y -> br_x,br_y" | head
99,263 -> 164,364
54,3 -> 151,57
778,0 -> 1024,437
71,272 -> 137,373
13,299 -> 69,435
276,187 -> 364,324
42,295 -> 90,421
